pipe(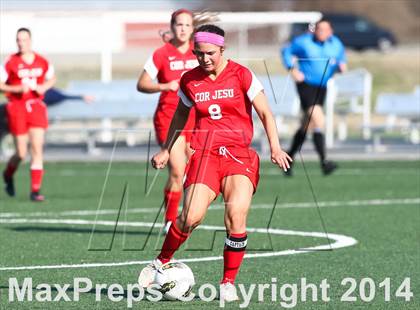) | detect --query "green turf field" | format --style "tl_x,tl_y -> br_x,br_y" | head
0,160 -> 419,309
